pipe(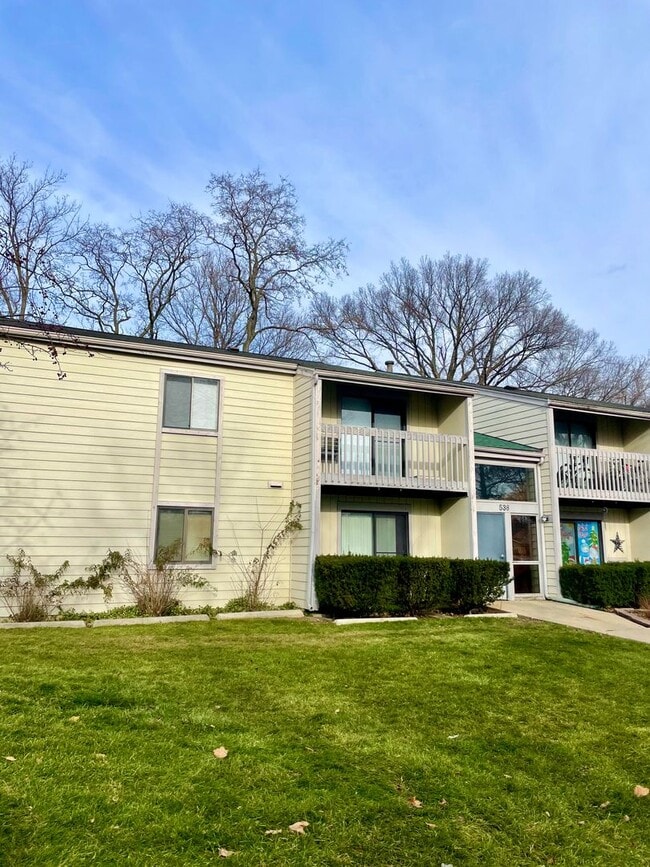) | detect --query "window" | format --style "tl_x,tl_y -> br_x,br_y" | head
163,375 -> 219,431
156,507 -> 213,563
341,511 -> 408,556
561,520 -> 602,565
475,464 -> 536,501
340,396 -> 405,478
554,414 -> 595,449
